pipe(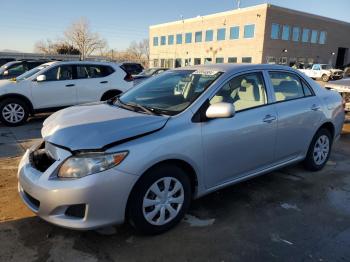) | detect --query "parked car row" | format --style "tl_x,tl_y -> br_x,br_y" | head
17,64 -> 345,234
